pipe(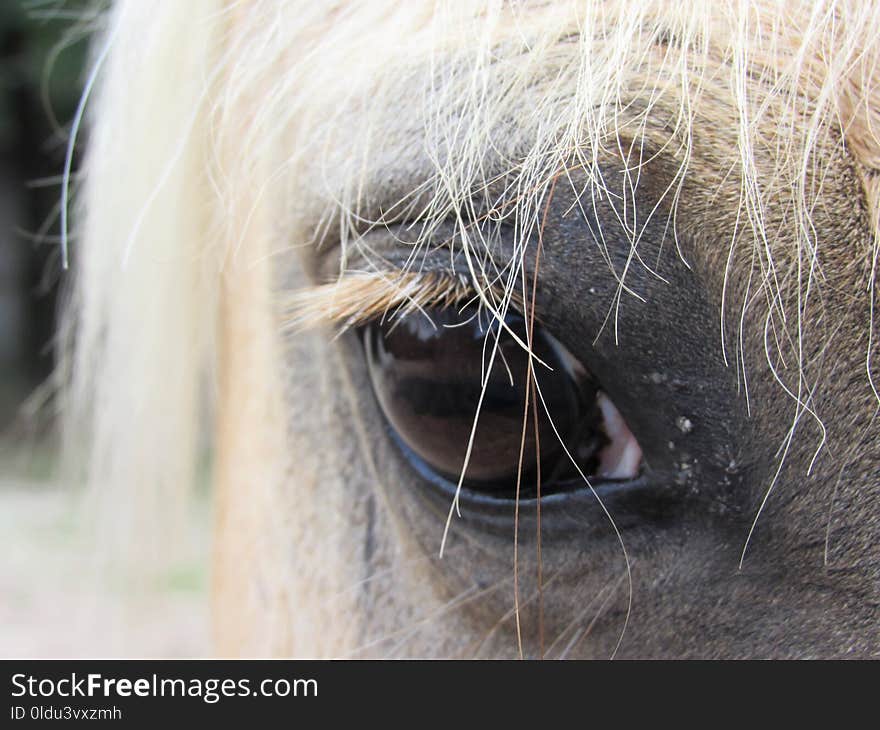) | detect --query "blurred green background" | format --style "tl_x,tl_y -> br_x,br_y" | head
0,0 -> 92,434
